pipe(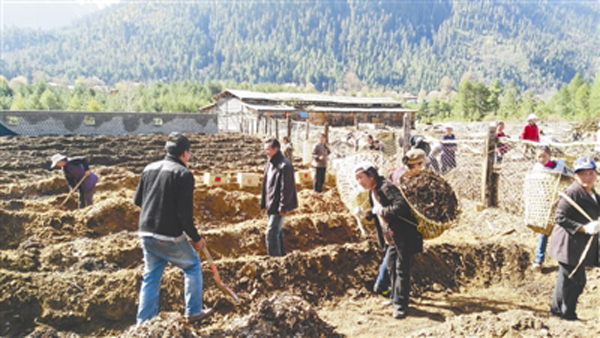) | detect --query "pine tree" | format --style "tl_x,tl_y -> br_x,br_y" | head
589,76 -> 600,117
